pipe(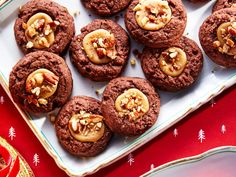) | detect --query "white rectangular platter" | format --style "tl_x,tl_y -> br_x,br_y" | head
1,0 -> 236,176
